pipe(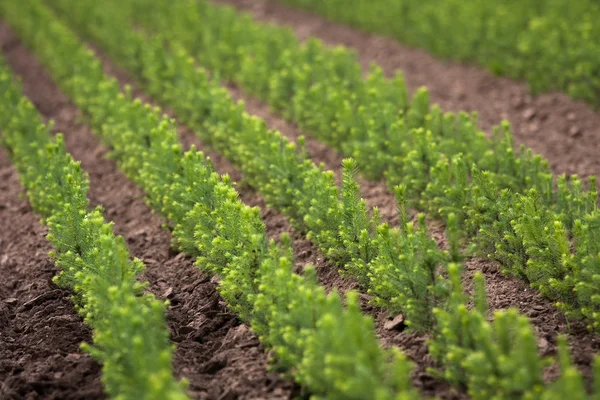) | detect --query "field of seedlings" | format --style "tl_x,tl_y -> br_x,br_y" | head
1,1 -> 600,399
